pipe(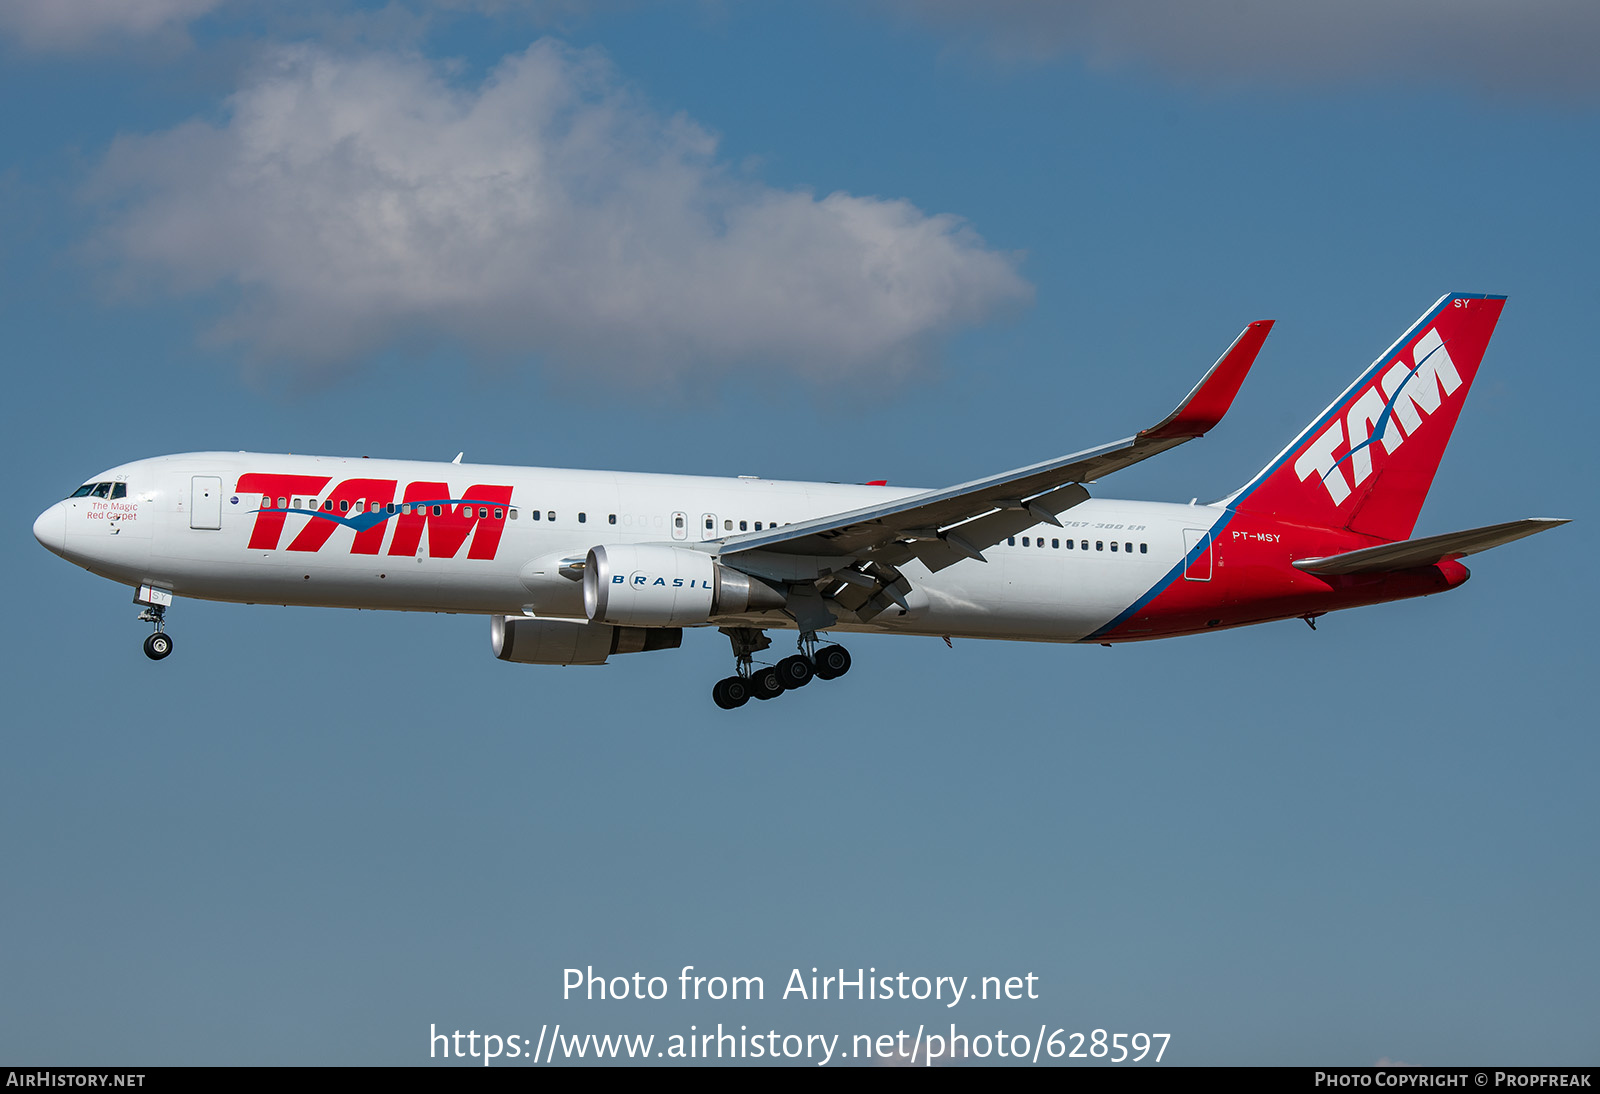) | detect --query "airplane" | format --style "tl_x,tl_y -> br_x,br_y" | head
32,292 -> 1566,709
